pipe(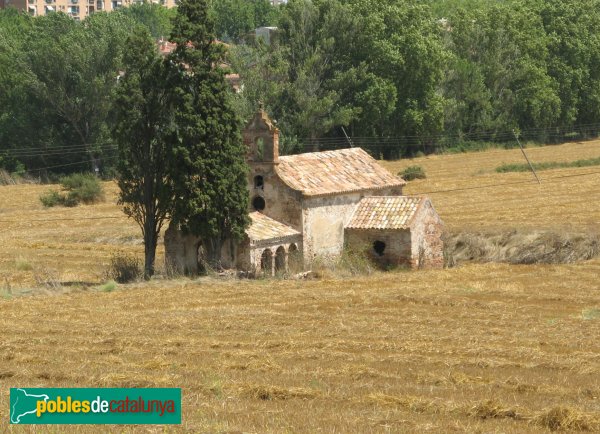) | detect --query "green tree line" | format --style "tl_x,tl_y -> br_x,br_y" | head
233,0 -> 600,158
2,0 -> 600,176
